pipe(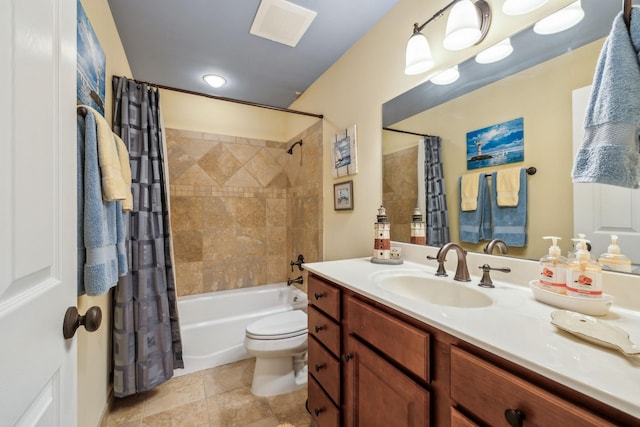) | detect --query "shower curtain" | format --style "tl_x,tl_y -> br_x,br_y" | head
423,136 -> 450,246
111,76 -> 183,397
